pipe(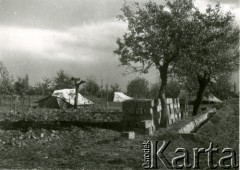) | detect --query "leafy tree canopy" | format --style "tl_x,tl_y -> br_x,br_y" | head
0,62 -> 13,94
115,0 -> 199,127
54,70 -> 73,90
80,76 -> 100,96
176,3 -> 239,80
174,3 -> 239,115
14,74 -> 30,95
127,77 -> 149,98
115,0 -> 196,74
